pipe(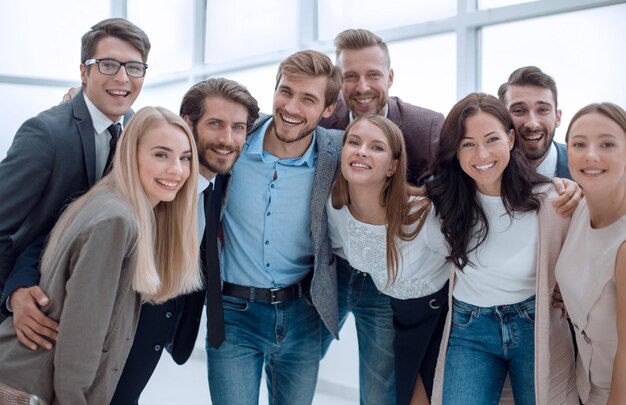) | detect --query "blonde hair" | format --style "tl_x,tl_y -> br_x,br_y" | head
42,106 -> 201,304
331,115 -> 429,285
